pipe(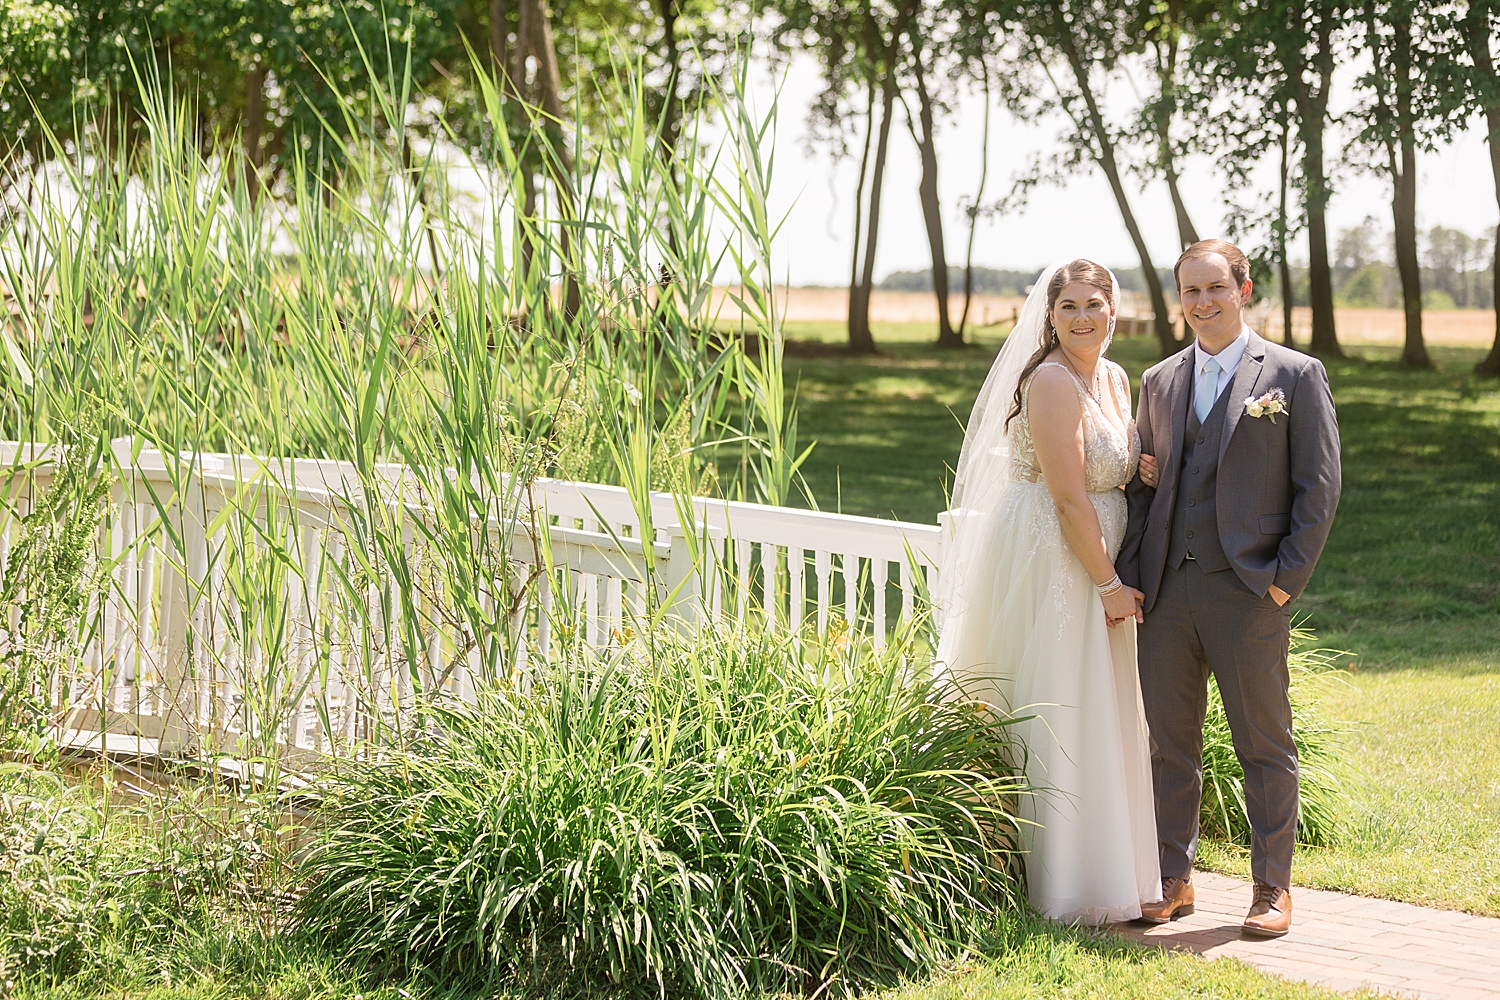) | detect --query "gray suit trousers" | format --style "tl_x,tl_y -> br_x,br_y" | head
1138,560 -> 1298,889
